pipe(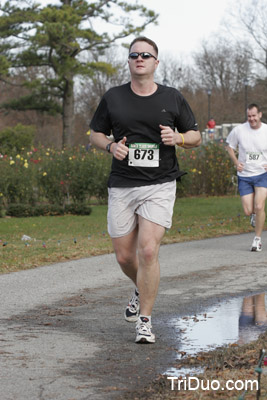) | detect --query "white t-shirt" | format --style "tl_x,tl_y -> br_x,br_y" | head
226,122 -> 267,177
